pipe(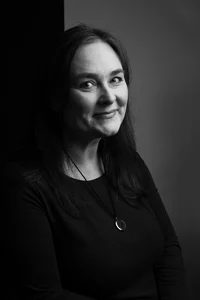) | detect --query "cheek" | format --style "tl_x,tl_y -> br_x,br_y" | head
68,89 -> 93,115
118,87 -> 128,119
118,85 -> 129,106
